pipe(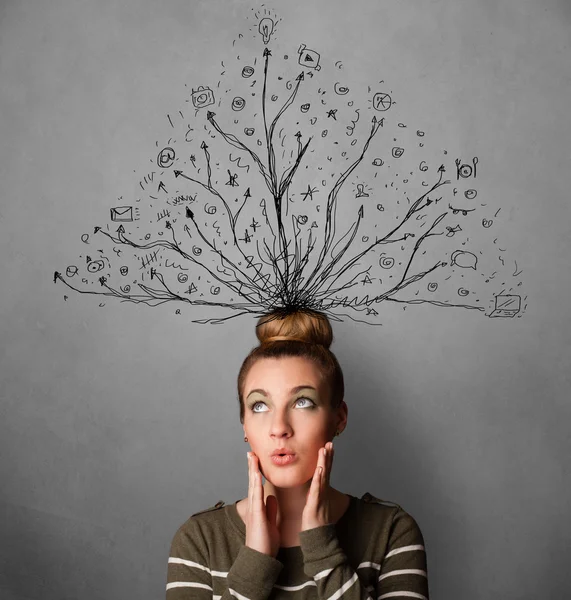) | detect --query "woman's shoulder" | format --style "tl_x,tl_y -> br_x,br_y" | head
358,492 -> 426,544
